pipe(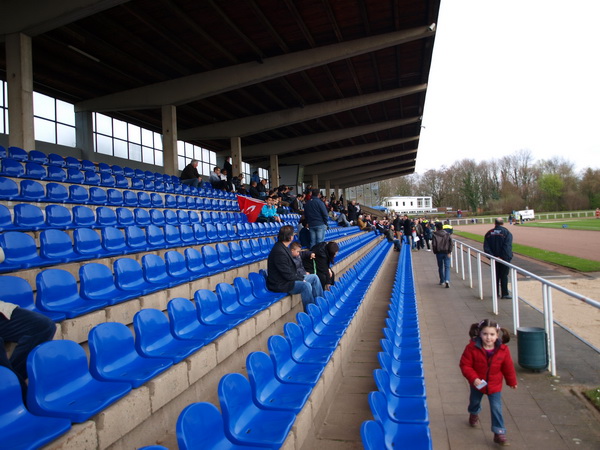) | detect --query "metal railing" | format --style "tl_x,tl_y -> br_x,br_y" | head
451,239 -> 600,376
447,210 -> 596,227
